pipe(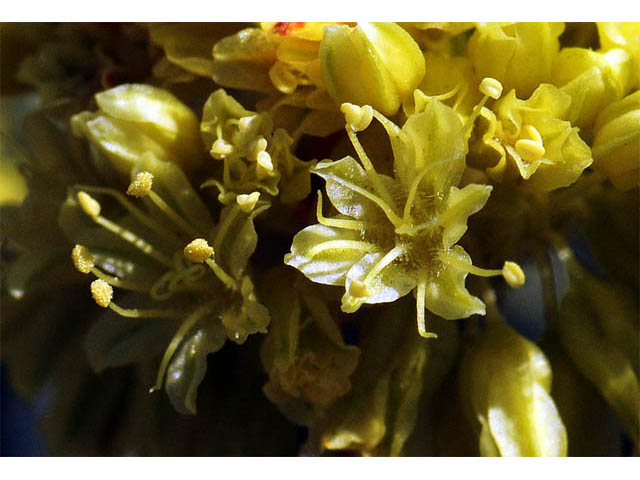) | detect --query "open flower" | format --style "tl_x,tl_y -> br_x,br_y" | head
200,88 -> 316,204
285,84 -> 524,337
61,152 -> 270,414
470,83 -> 593,191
